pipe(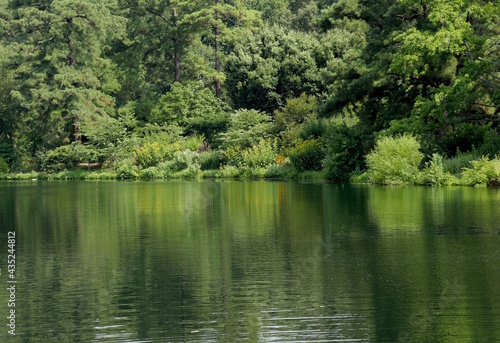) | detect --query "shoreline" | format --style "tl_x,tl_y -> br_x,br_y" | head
0,169 -> 497,188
